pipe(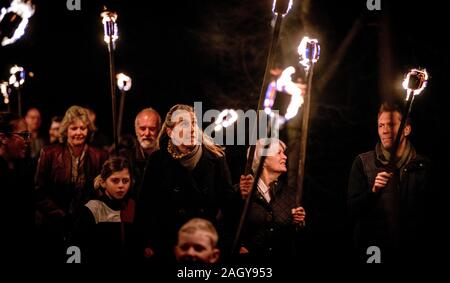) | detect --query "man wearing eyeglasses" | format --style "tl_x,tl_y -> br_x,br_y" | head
0,112 -> 34,263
